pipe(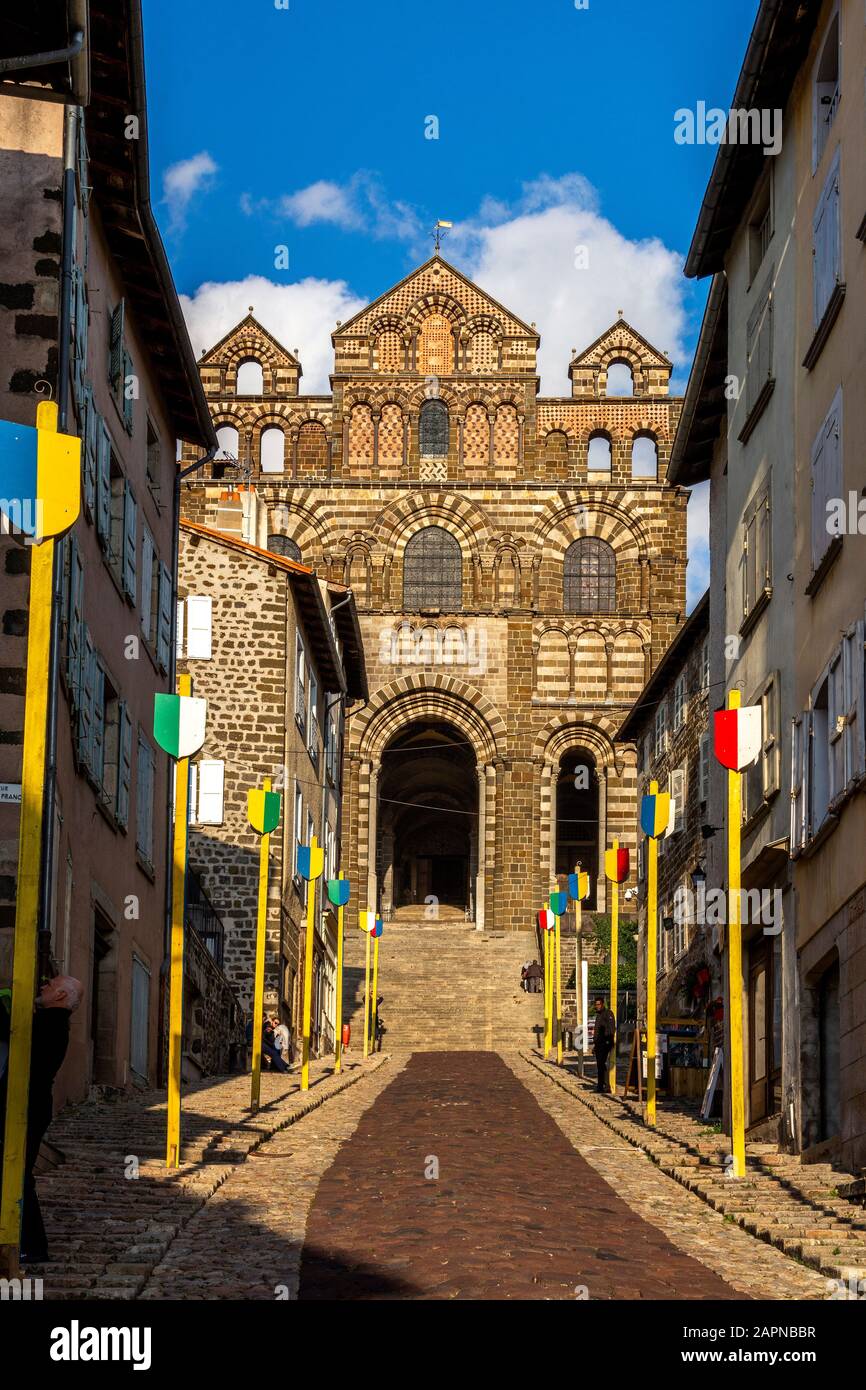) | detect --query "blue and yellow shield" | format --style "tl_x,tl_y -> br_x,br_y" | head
640,792 -> 672,839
